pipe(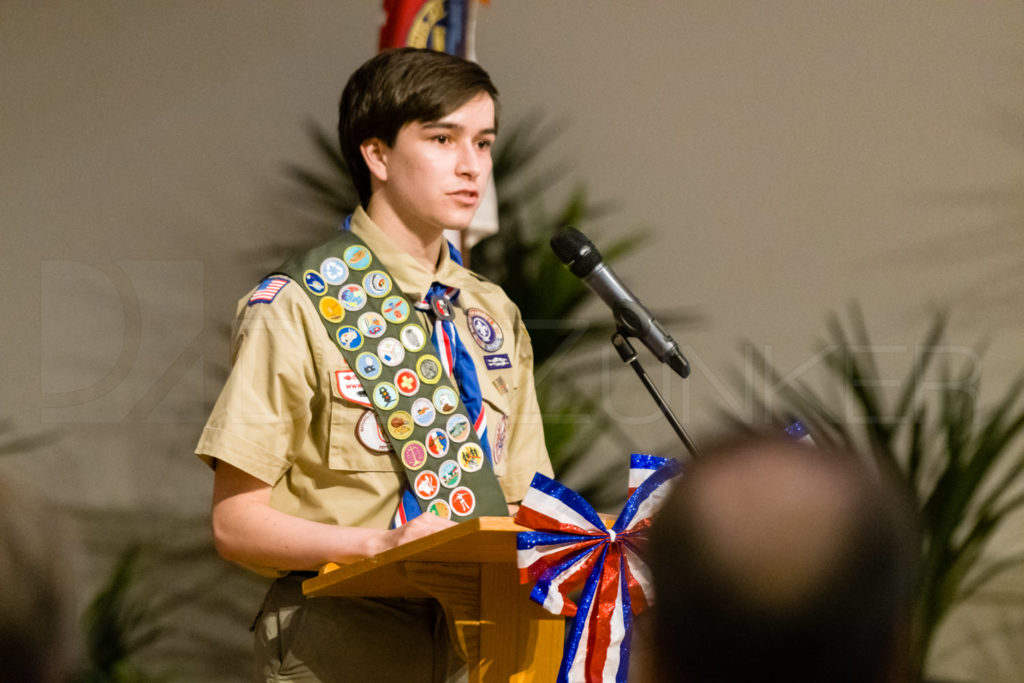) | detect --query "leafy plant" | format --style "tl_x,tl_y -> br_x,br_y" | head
75,546 -> 164,683
745,305 -> 1024,676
